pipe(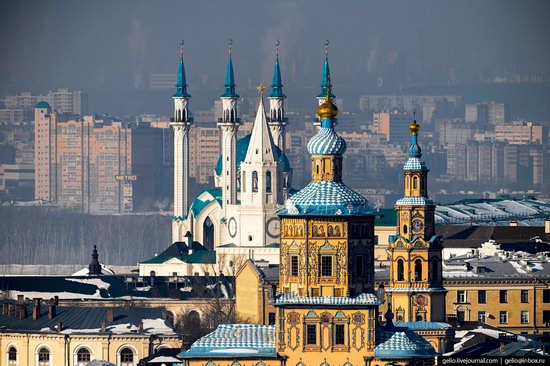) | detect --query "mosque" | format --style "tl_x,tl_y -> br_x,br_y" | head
140,44 -> 335,276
